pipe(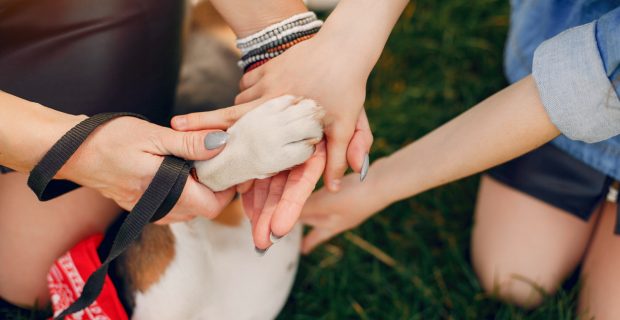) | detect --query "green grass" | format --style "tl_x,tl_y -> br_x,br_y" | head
278,1 -> 581,319
2,2 -> 581,319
